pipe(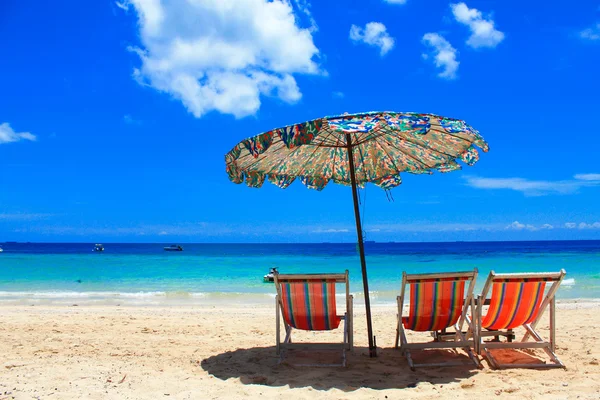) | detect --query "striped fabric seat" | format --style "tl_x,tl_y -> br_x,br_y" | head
481,280 -> 546,331
403,277 -> 468,332
475,270 -> 567,369
280,280 -> 341,331
395,270 -> 480,370
274,271 -> 352,367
